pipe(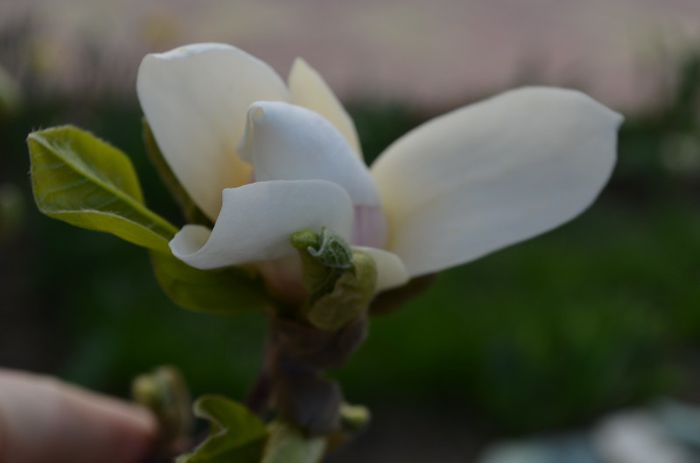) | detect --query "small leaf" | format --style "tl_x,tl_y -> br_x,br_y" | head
143,120 -> 211,226
27,125 -> 177,253
261,422 -> 326,463
177,395 -> 267,463
150,251 -> 269,314
306,228 -> 353,270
